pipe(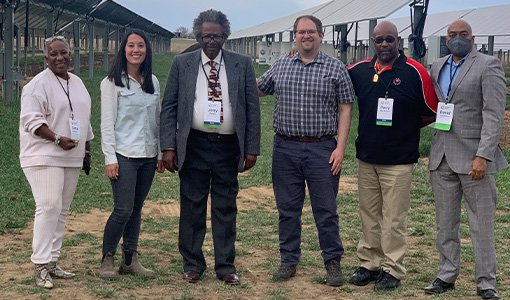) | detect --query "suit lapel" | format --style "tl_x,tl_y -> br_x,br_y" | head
224,51 -> 240,114
433,57 -> 449,102
449,48 -> 477,101
184,50 -> 201,119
